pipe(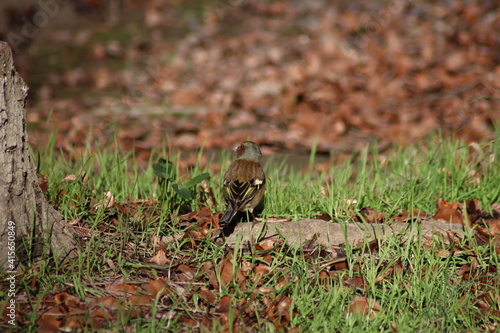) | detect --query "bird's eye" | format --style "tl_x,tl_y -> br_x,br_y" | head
235,144 -> 246,156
